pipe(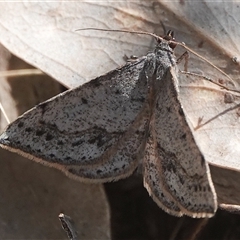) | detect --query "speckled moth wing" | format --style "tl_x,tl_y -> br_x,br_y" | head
0,57 -> 151,181
144,67 -> 217,218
